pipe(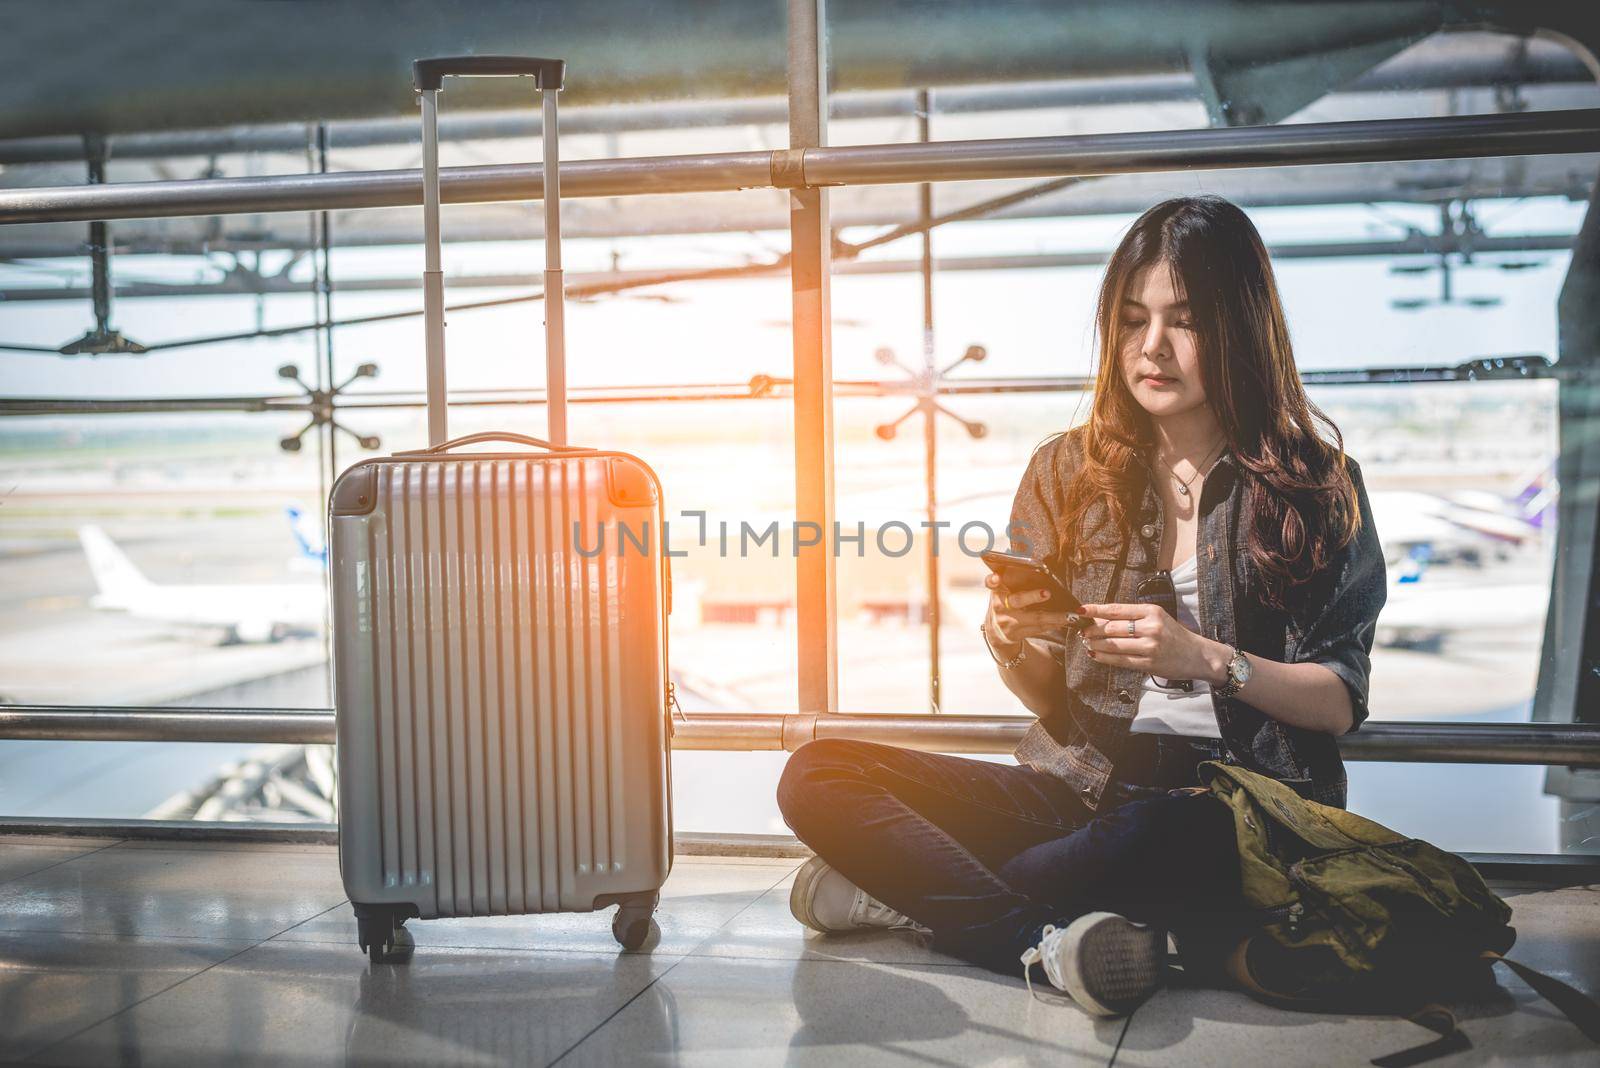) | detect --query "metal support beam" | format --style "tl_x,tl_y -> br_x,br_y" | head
1553,174 -> 1600,733
788,0 -> 838,714
4,108 -> 1599,227
0,817 -> 340,844
0,355 -> 1562,419
0,234 -> 1580,306
0,707 -> 339,744
1538,76 -> 1600,846
0,815 -> 1594,878
86,148 -> 110,335
6,706 -> 1600,768
917,88 -> 942,714
0,819 -> 816,859
314,123 -> 339,483
4,169 -> 1592,258
49,136 -> 147,356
